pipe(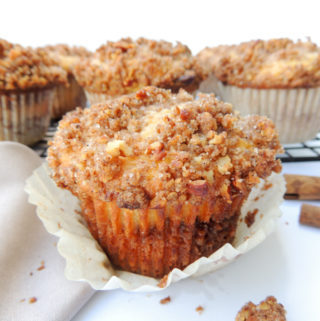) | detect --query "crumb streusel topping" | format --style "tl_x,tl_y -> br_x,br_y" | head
0,39 -> 67,91
43,44 -> 91,74
43,44 -> 91,57
74,38 -> 205,95
48,86 -> 281,210
236,296 -> 286,321
197,38 -> 320,89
